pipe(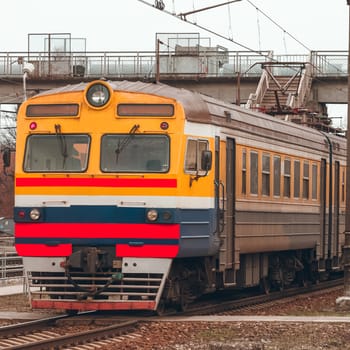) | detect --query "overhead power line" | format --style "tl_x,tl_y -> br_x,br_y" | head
178,0 -> 241,19
139,2 -> 345,80
136,0 -> 270,57
246,0 -> 311,52
139,0 -> 313,56
0,109 -> 17,114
